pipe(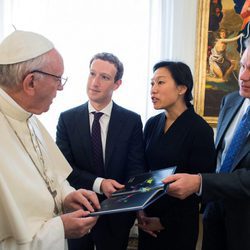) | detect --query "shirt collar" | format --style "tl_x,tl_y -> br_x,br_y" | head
245,97 -> 250,106
88,101 -> 113,117
241,97 -> 250,114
